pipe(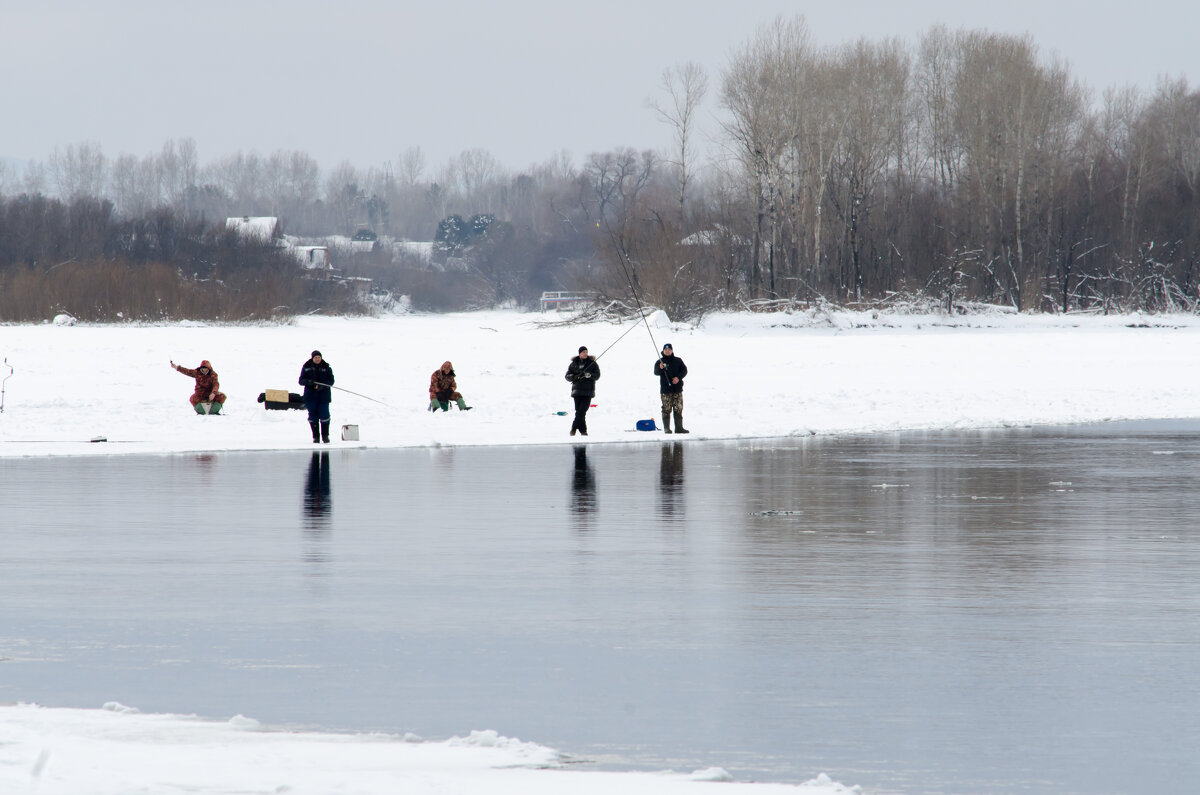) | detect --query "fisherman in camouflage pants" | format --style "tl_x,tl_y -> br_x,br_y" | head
653,343 -> 688,434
